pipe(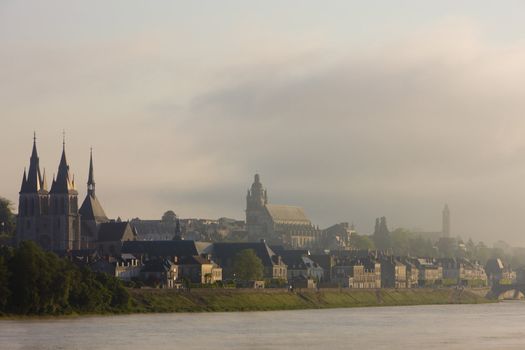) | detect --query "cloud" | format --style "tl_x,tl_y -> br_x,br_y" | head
151,19 -> 525,243
4,13 -> 525,245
